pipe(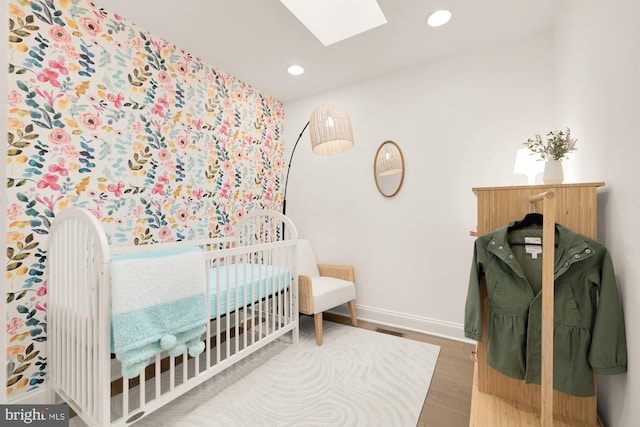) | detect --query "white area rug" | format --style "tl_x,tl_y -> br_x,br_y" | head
74,317 -> 440,426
